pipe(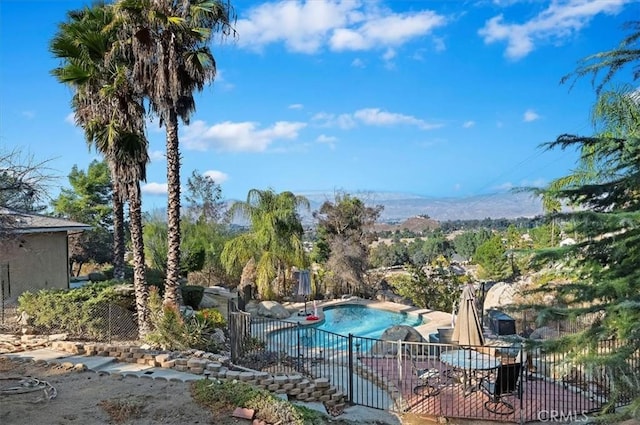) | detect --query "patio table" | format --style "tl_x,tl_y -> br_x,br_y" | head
440,349 -> 501,396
